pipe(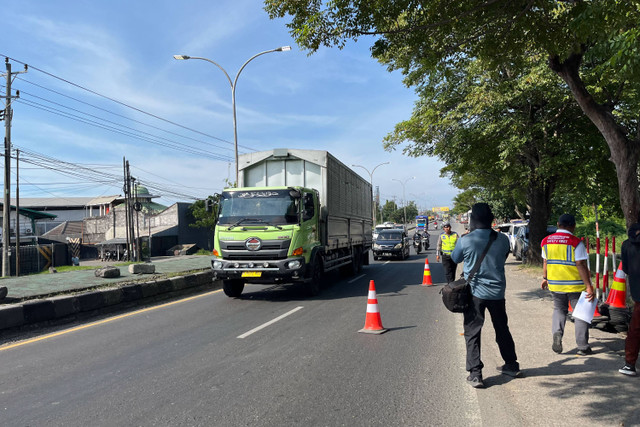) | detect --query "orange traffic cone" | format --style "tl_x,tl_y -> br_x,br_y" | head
605,262 -> 627,309
422,258 -> 433,286
358,280 -> 388,334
